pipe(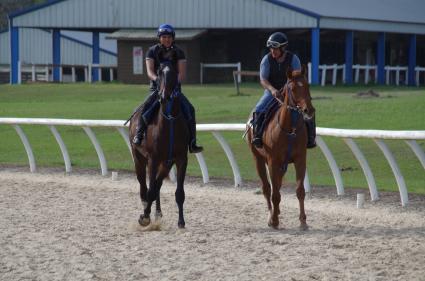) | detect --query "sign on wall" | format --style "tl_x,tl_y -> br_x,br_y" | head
133,47 -> 143,75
